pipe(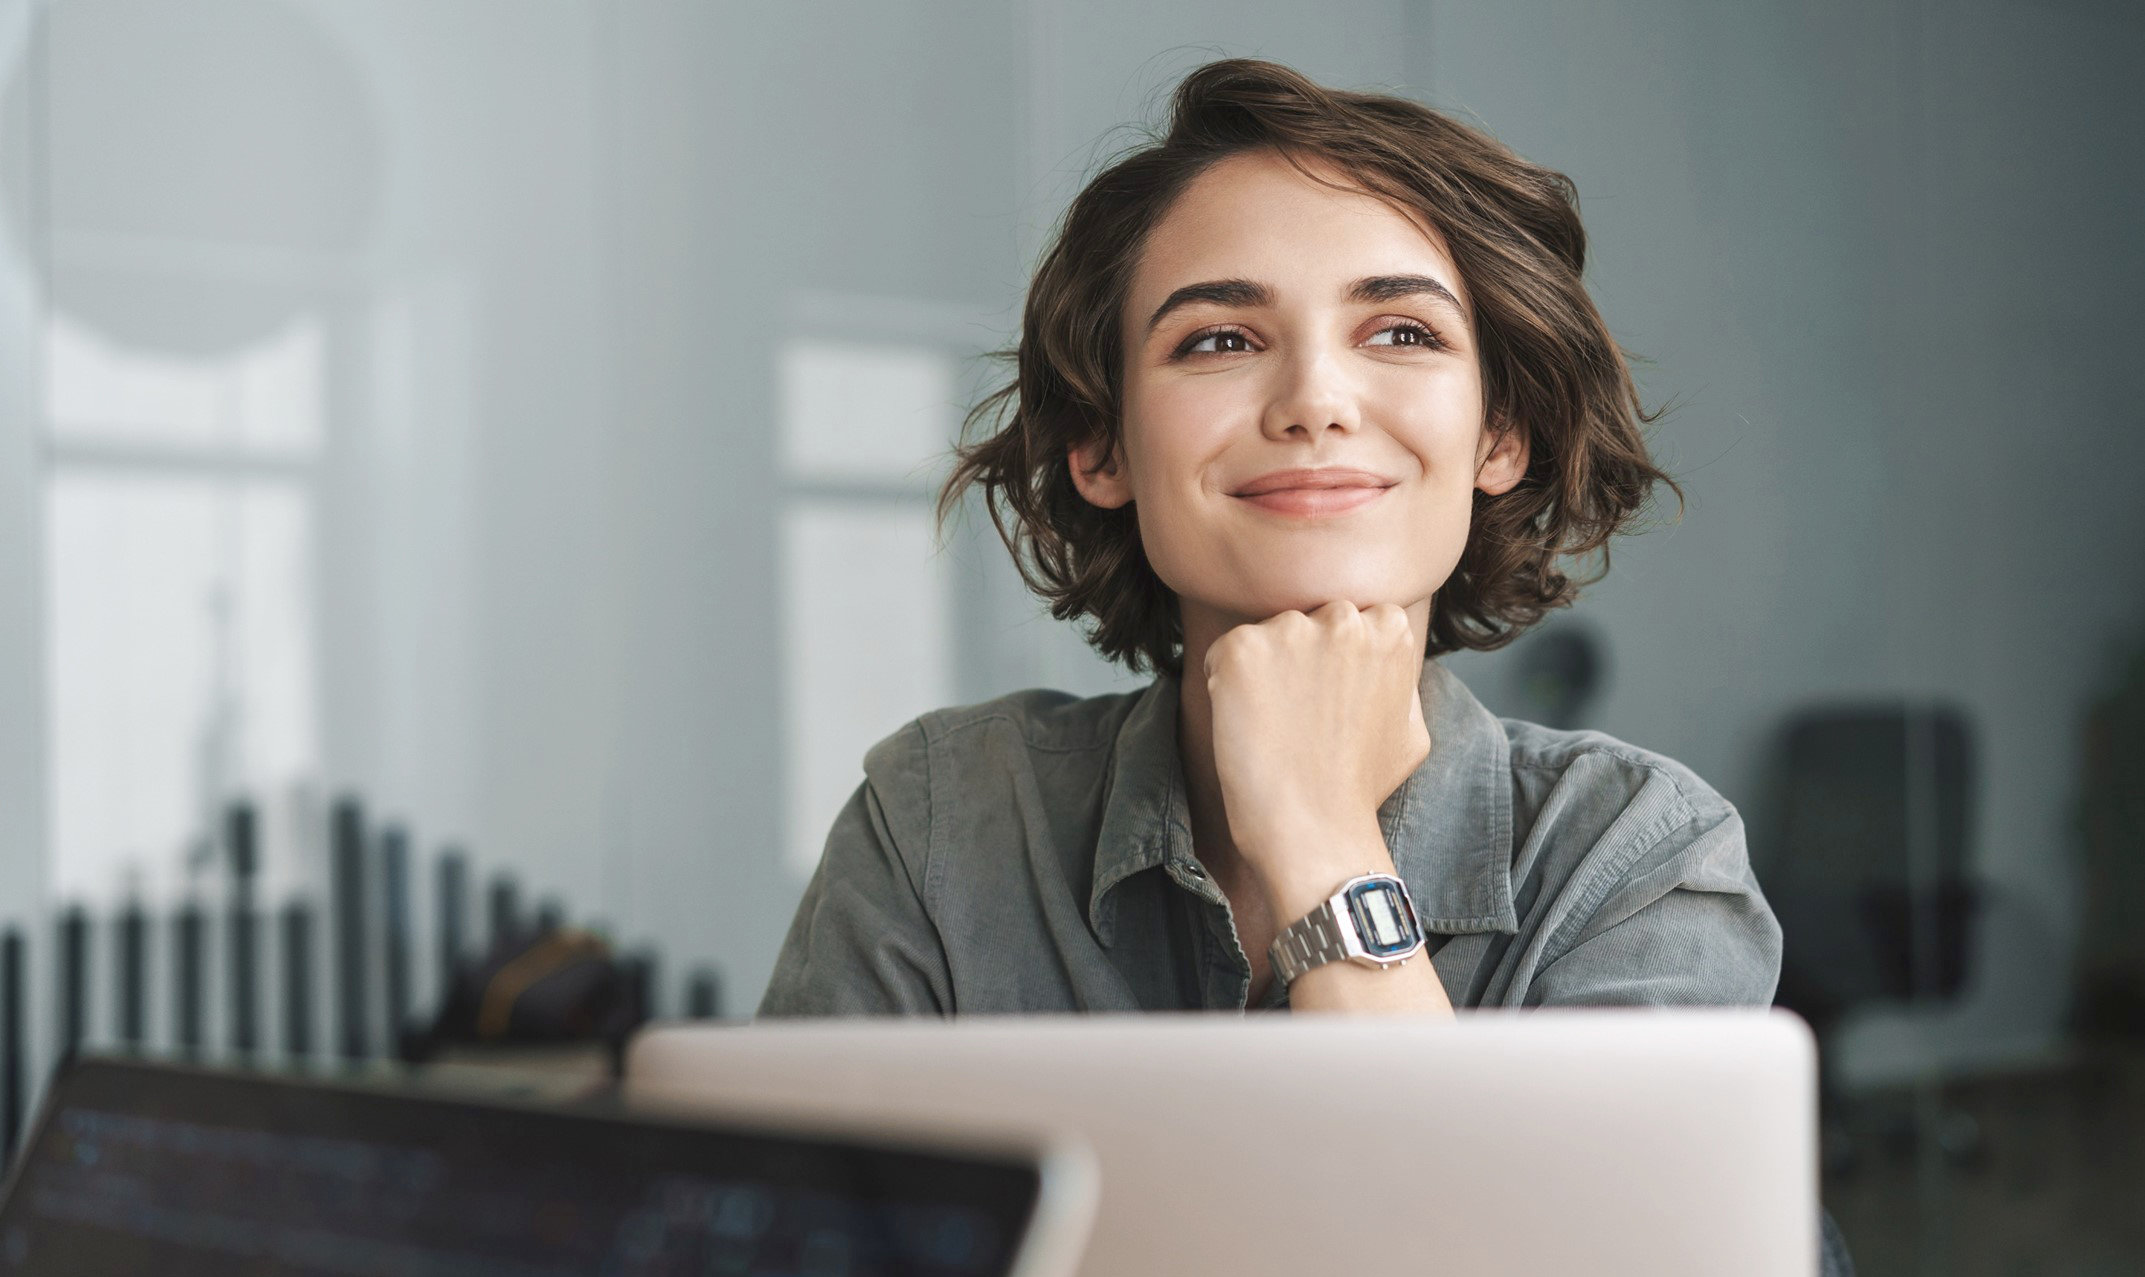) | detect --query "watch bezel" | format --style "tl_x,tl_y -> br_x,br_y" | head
1331,873 -> 1425,967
